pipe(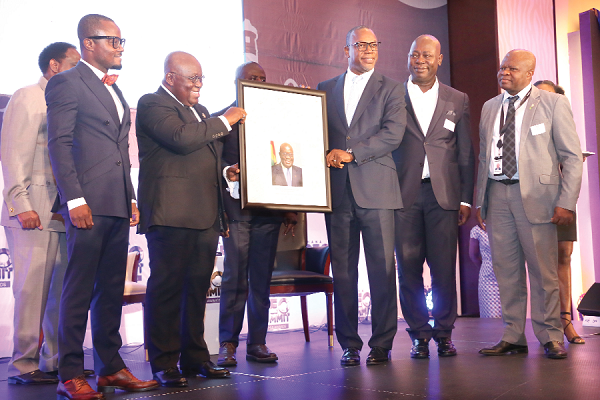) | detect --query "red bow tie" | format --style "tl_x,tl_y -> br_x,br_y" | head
102,74 -> 118,86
